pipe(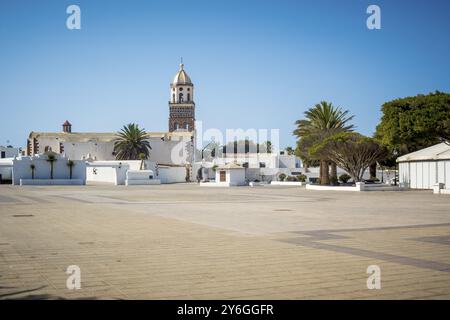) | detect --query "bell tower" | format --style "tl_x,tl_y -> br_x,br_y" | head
169,62 -> 195,132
